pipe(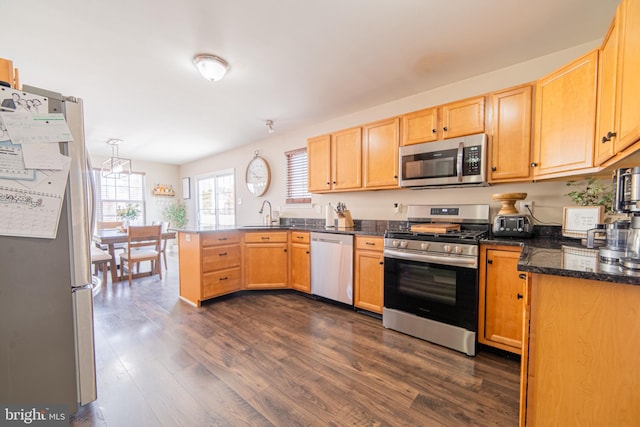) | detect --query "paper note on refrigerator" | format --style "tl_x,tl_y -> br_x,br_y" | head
0,155 -> 70,239
0,112 -> 74,144
0,141 -> 36,180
